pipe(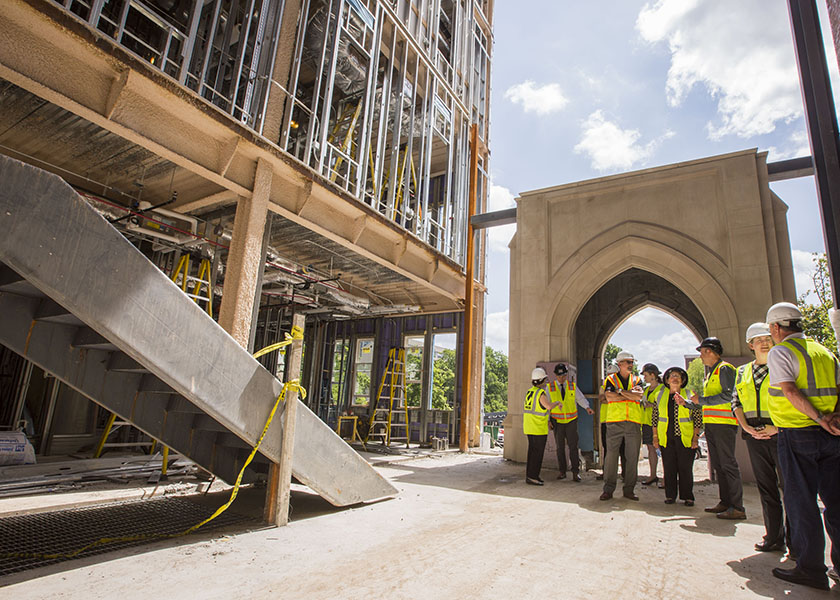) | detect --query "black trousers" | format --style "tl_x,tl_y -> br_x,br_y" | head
600,422 -> 626,473
705,423 -> 744,511
745,435 -> 787,546
553,418 -> 580,474
526,434 -> 547,480
661,438 -> 695,501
